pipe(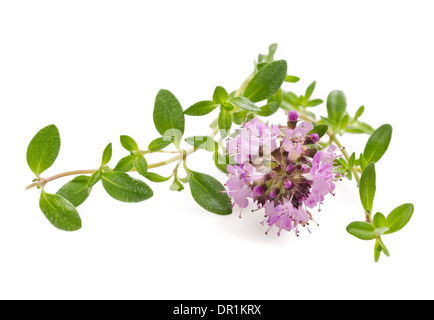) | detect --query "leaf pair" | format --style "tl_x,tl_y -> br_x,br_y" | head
115,135 -> 148,177
346,204 -> 413,241
346,203 -> 414,262
184,85 -> 262,138
28,125 -> 154,232
348,162 -> 414,261
27,125 -> 82,232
